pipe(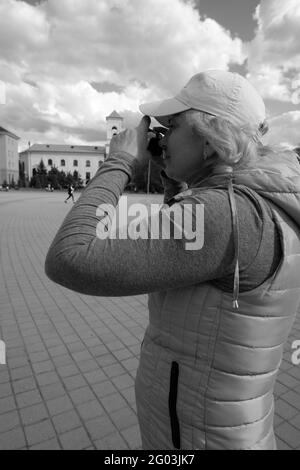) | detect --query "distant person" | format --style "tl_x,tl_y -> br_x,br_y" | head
64,184 -> 75,203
